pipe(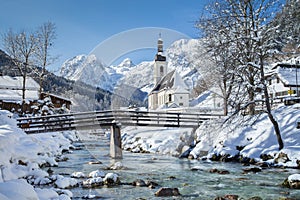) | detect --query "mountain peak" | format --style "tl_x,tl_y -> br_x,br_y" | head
118,58 -> 135,68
